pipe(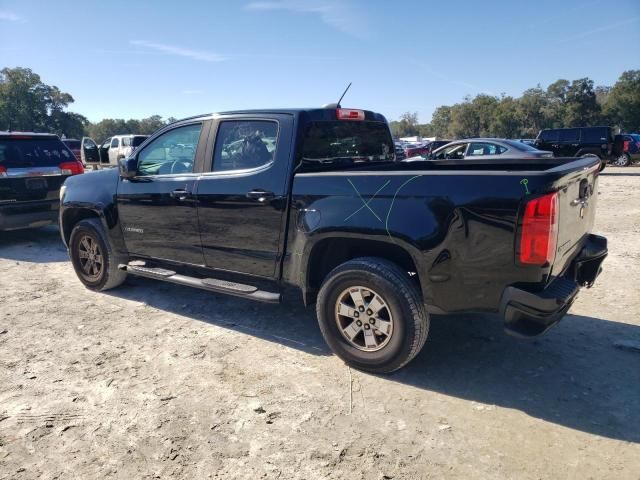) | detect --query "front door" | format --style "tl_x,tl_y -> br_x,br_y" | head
196,115 -> 294,278
117,121 -> 208,265
80,137 -> 100,165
